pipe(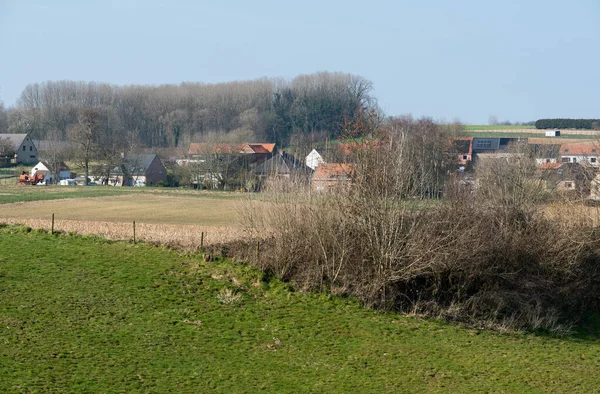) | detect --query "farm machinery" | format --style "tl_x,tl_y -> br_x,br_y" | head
17,171 -> 45,185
